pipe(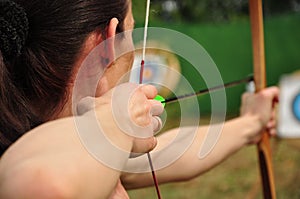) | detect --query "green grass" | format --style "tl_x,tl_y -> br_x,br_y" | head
128,13 -> 300,199
128,140 -> 300,199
